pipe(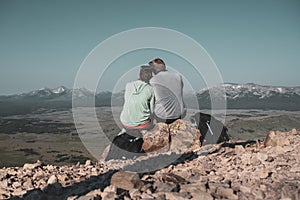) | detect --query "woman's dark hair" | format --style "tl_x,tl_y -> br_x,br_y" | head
140,65 -> 153,83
